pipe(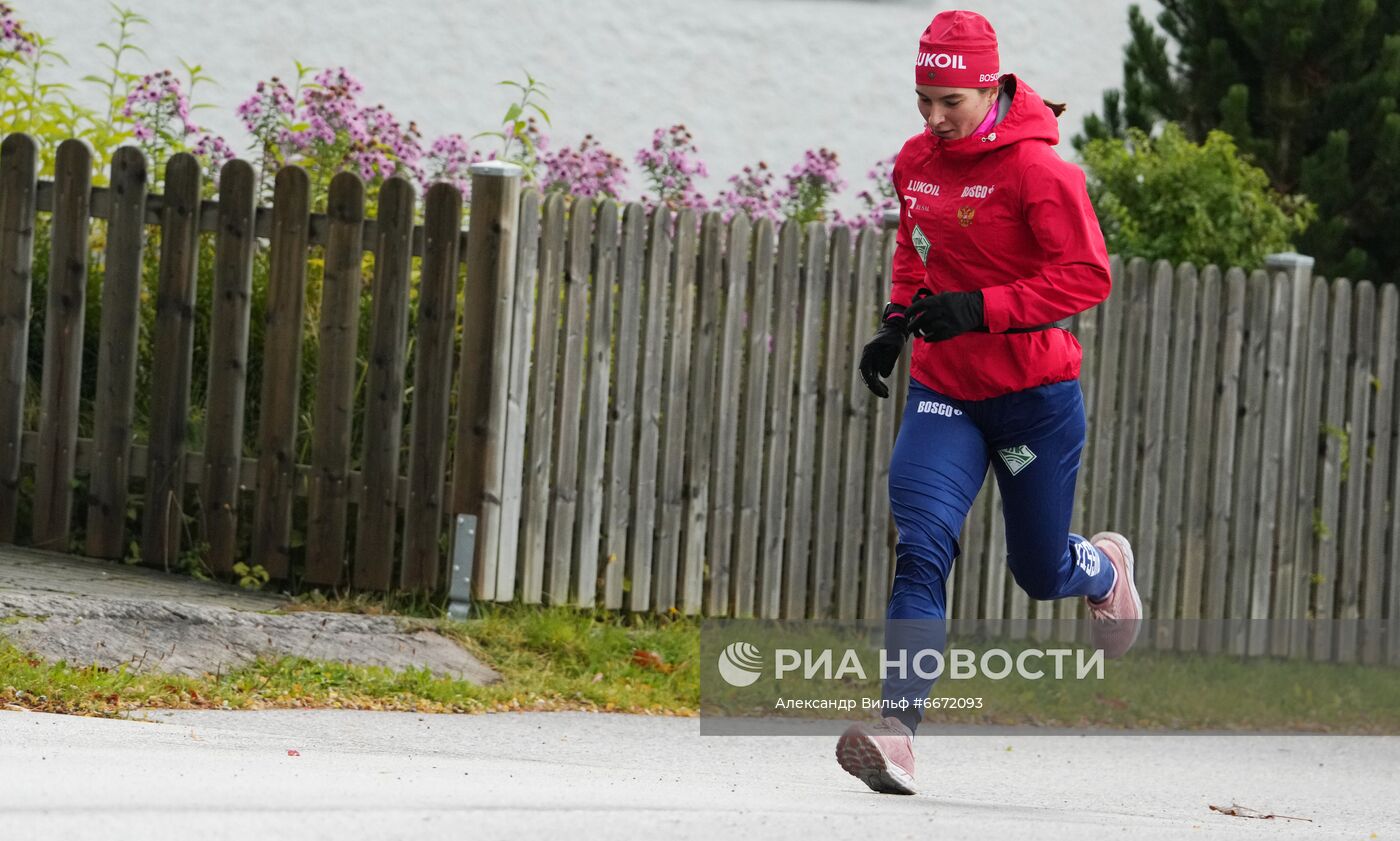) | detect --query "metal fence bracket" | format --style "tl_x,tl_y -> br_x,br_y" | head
447,514 -> 477,620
